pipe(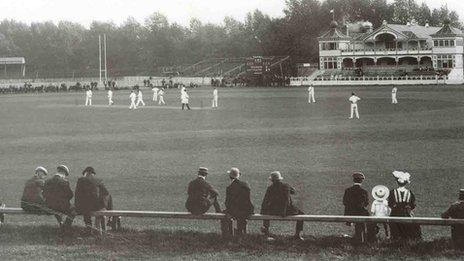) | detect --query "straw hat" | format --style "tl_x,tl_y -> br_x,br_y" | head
372,185 -> 390,200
